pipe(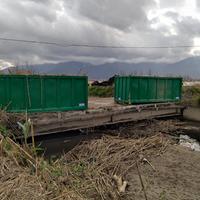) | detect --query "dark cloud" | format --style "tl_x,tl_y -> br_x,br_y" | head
0,0 -> 199,66
65,0 -> 155,31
